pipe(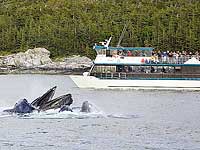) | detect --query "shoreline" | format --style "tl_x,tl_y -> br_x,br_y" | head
0,66 -> 90,75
